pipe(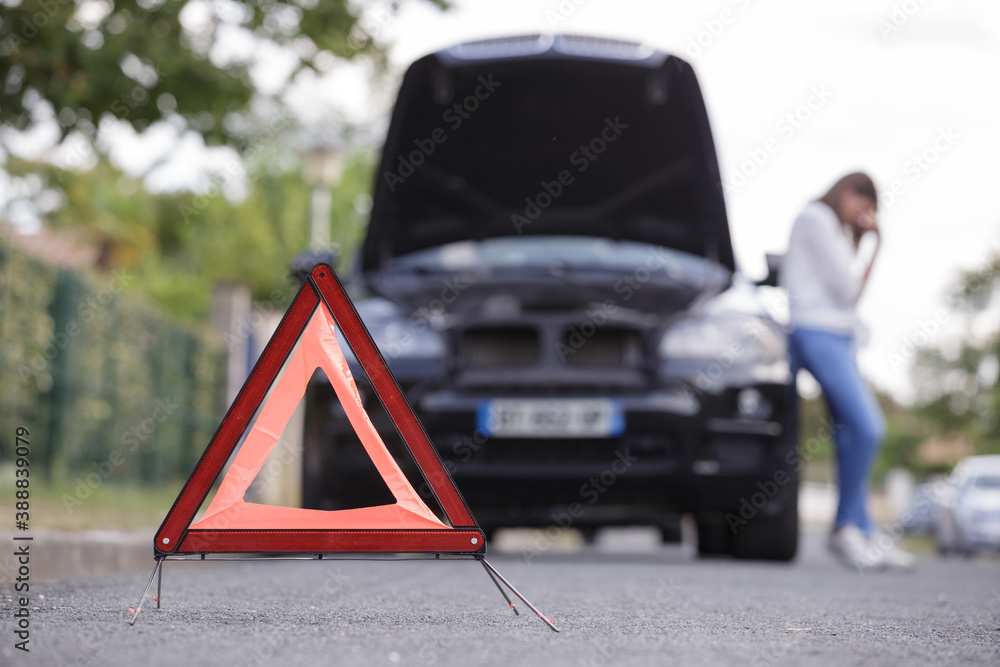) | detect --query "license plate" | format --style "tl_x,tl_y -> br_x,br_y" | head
477,398 -> 624,438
